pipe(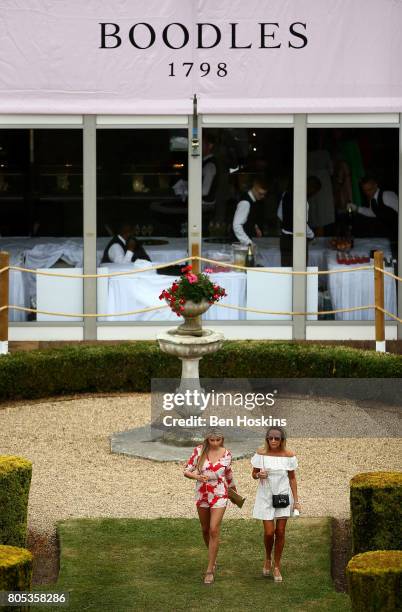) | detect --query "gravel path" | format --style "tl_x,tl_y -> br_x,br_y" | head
0,393 -> 400,540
